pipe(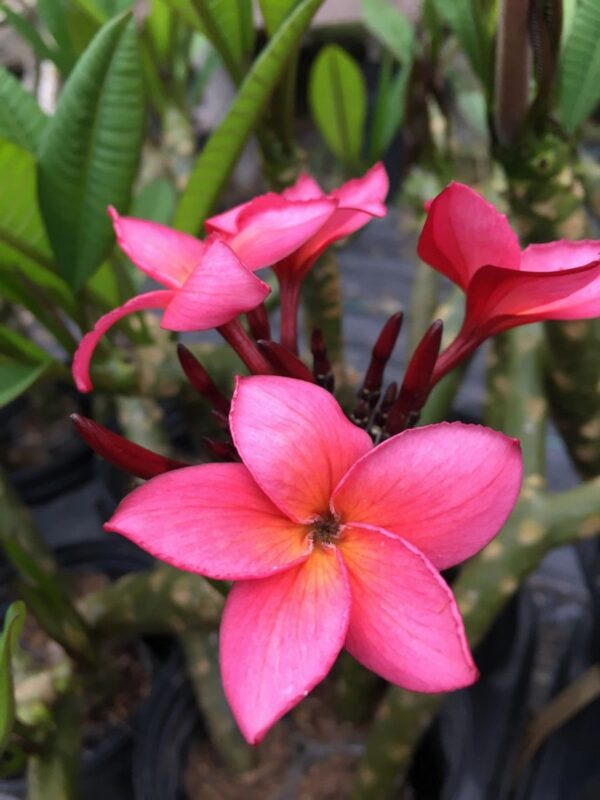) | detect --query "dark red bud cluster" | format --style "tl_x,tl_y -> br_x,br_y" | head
310,329 -> 334,392
71,414 -> 188,479
177,344 -> 230,416
246,303 -> 271,342
257,340 -> 315,383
